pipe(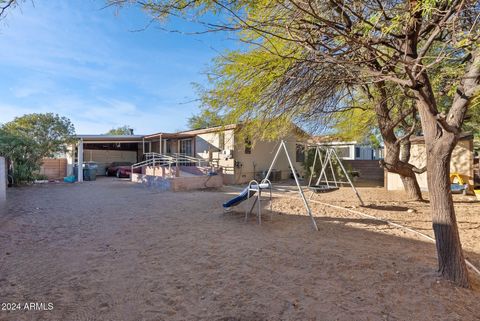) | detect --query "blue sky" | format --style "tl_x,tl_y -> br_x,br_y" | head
0,0 -> 234,134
